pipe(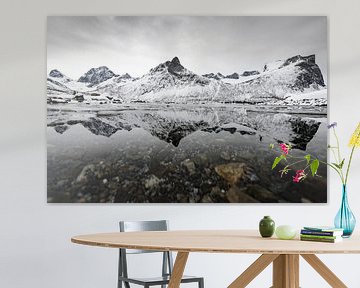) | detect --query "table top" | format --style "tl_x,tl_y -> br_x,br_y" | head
71,230 -> 360,254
